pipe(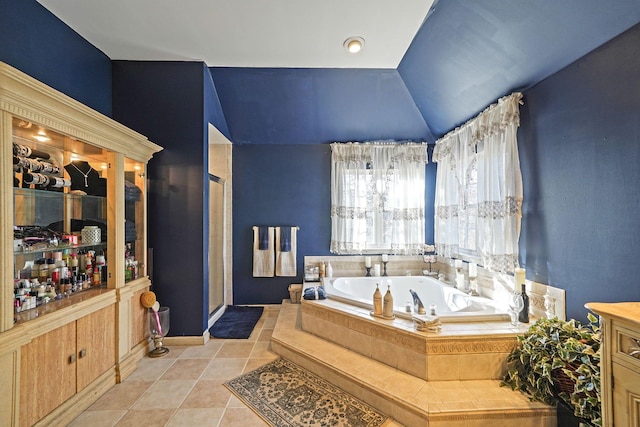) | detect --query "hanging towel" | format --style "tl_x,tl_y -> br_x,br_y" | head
253,226 -> 275,277
276,226 -> 297,277
280,226 -> 291,252
258,226 -> 270,250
